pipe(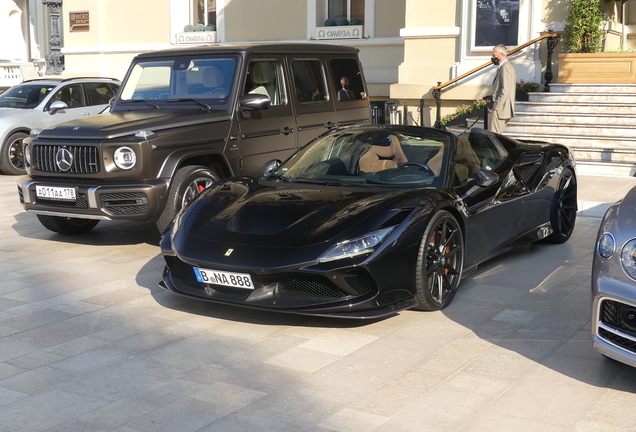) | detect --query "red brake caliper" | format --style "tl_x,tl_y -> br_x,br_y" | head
197,184 -> 205,193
